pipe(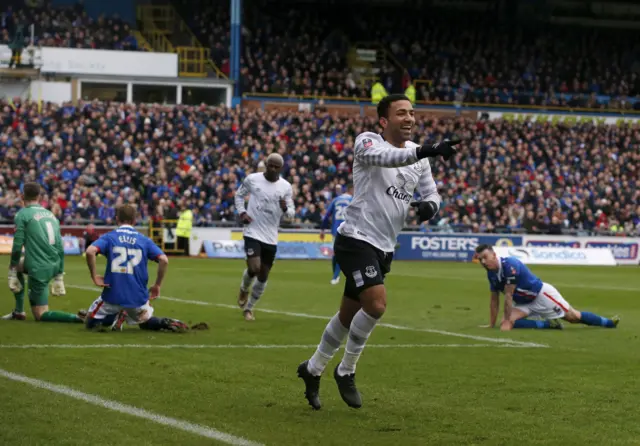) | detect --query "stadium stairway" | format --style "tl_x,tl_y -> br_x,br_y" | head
137,3 -> 226,79
348,41 -> 407,90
